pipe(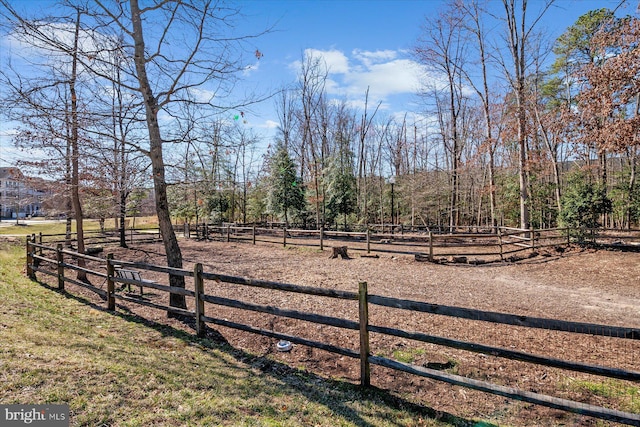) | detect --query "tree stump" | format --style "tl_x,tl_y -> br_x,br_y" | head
86,246 -> 104,255
330,246 -> 350,259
